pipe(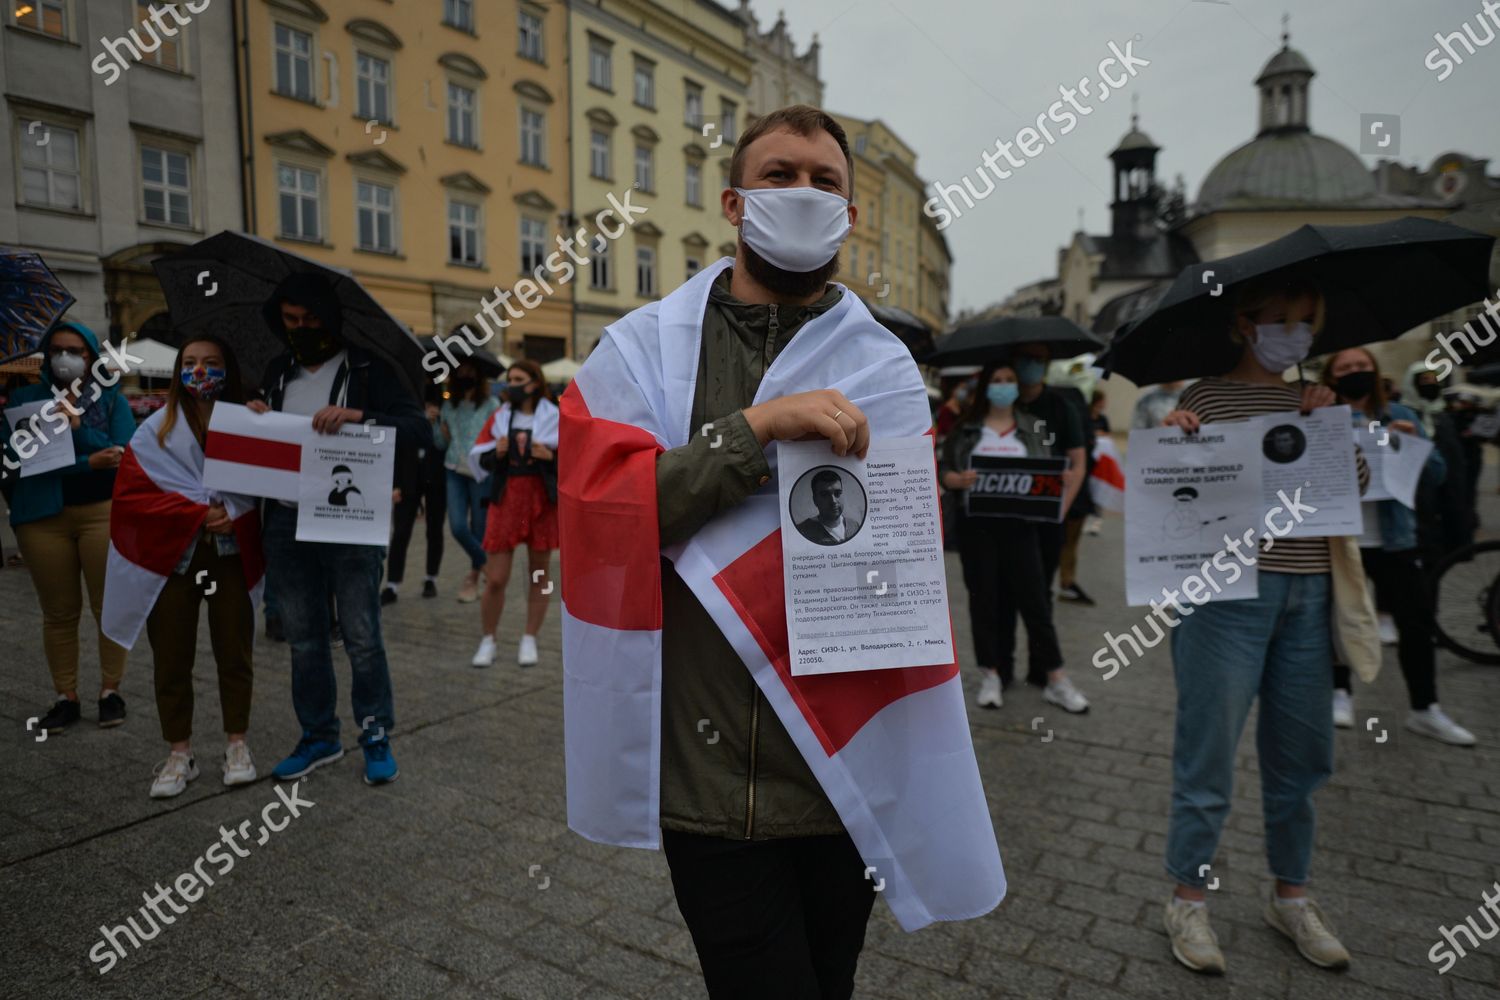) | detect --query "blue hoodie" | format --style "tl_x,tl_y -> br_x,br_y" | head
1,320 -> 137,527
